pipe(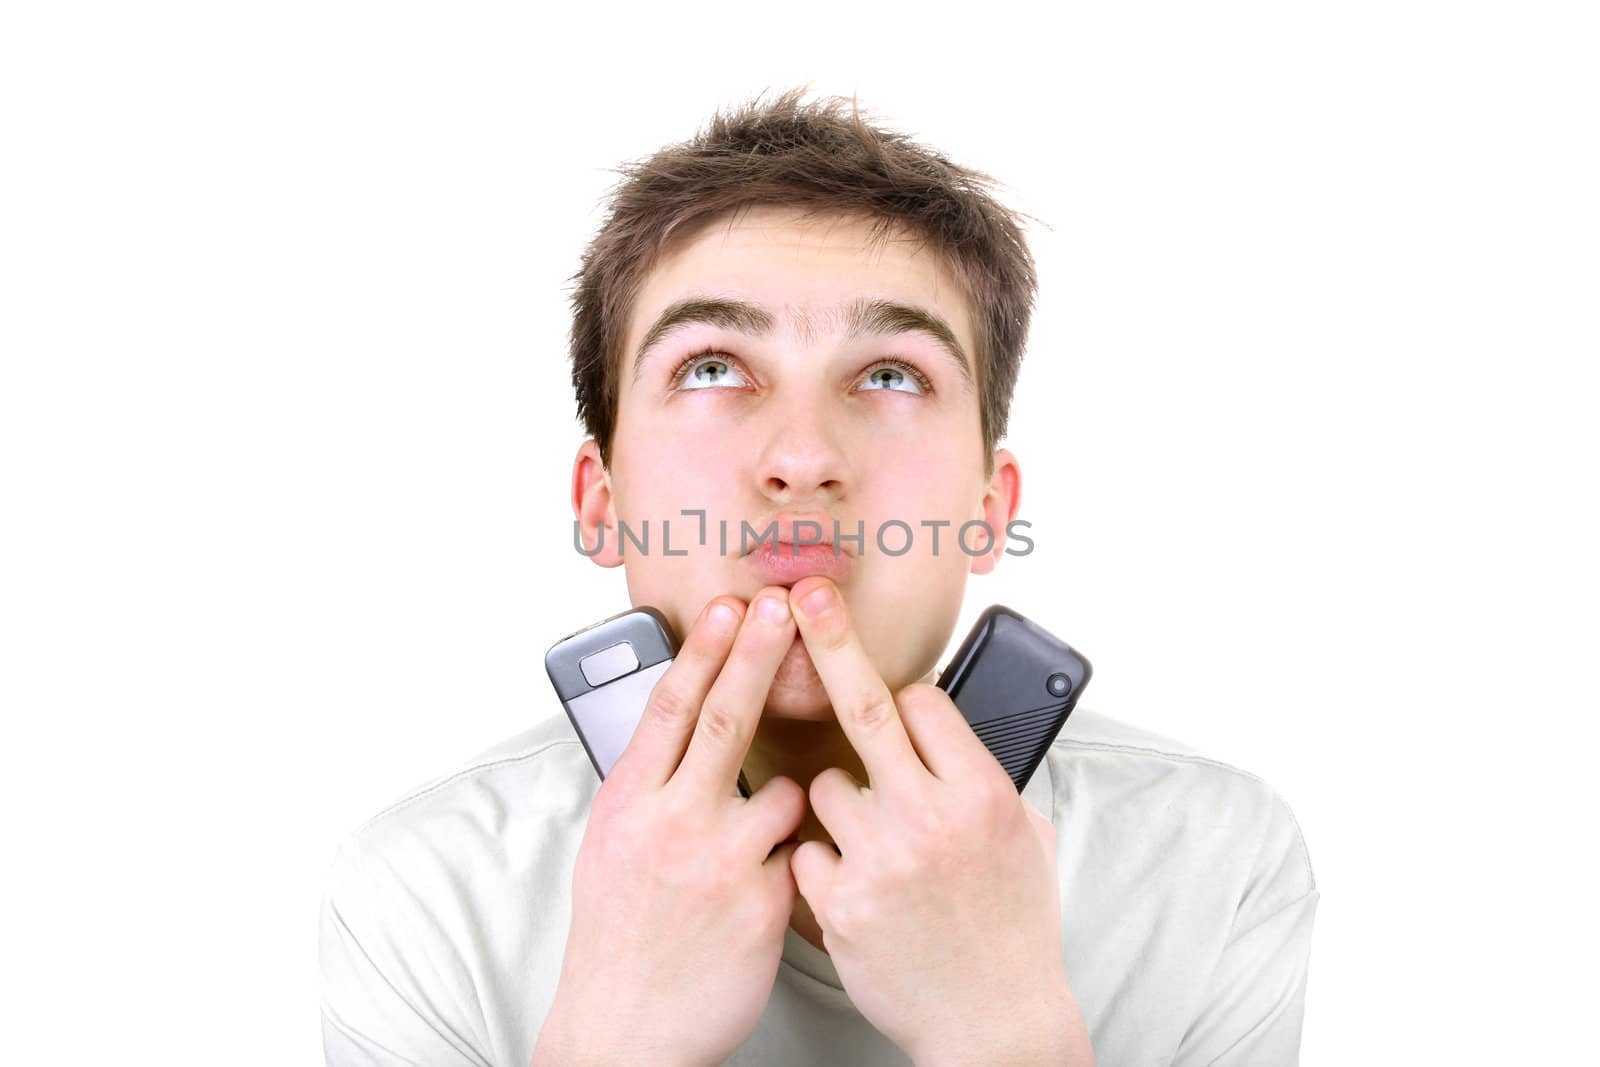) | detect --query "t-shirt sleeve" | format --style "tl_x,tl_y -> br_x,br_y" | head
318,837 -> 494,1067
1172,787 -> 1320,1066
